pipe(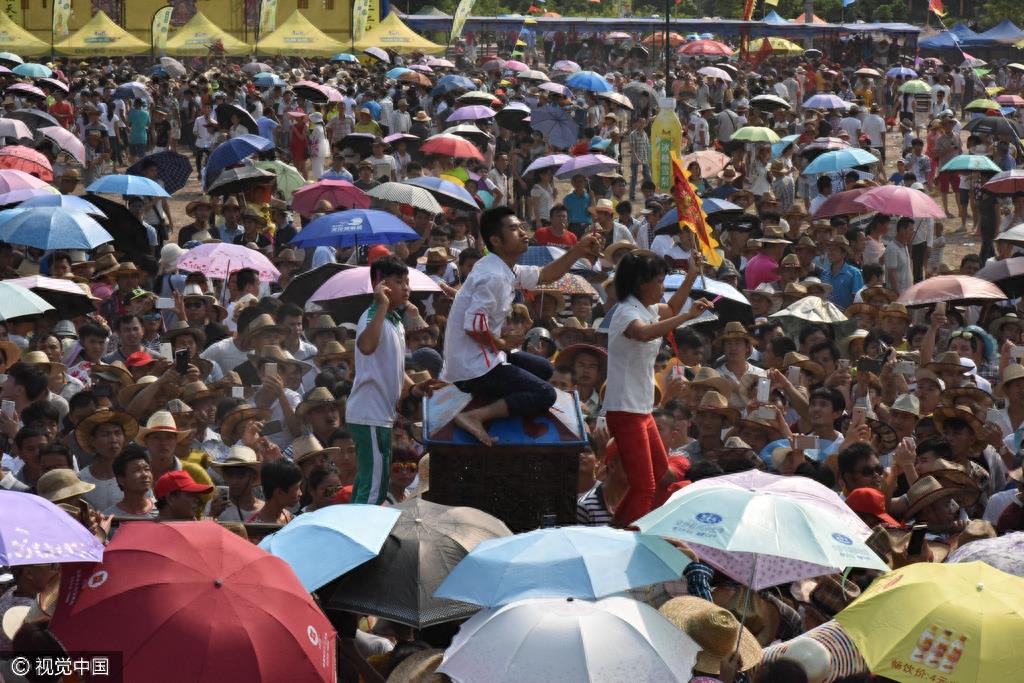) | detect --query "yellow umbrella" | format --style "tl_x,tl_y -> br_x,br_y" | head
835,562 -> 1024,682
749,37 -> 803,56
